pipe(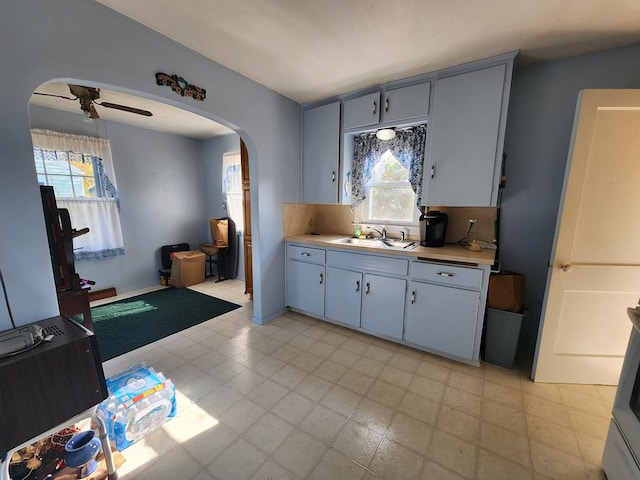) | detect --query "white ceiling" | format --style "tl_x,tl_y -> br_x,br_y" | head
30,83 -> 235,140
97,0 -> 640,104
33,1 -> 640,139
